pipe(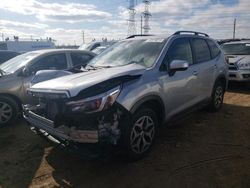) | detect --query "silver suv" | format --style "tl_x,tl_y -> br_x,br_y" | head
221,40 -> 250,81
24,31 -> 228,159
